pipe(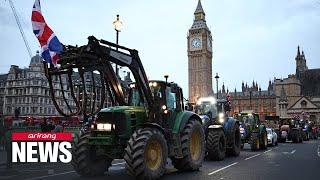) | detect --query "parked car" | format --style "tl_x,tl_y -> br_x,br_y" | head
267,128 -> 278,146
